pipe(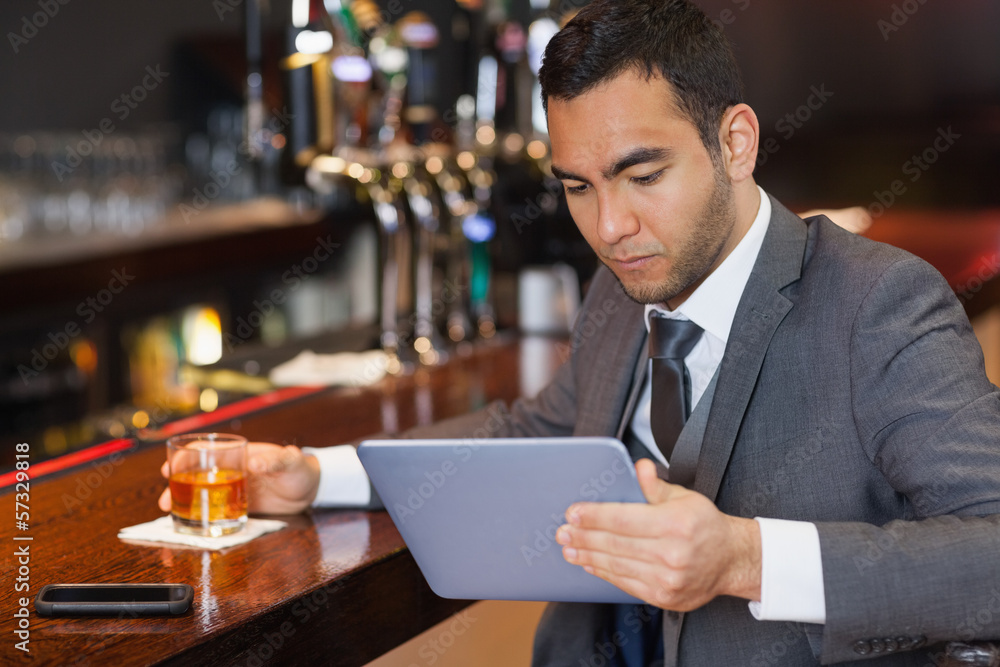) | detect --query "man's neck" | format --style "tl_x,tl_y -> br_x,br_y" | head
734,179 -> 762,238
